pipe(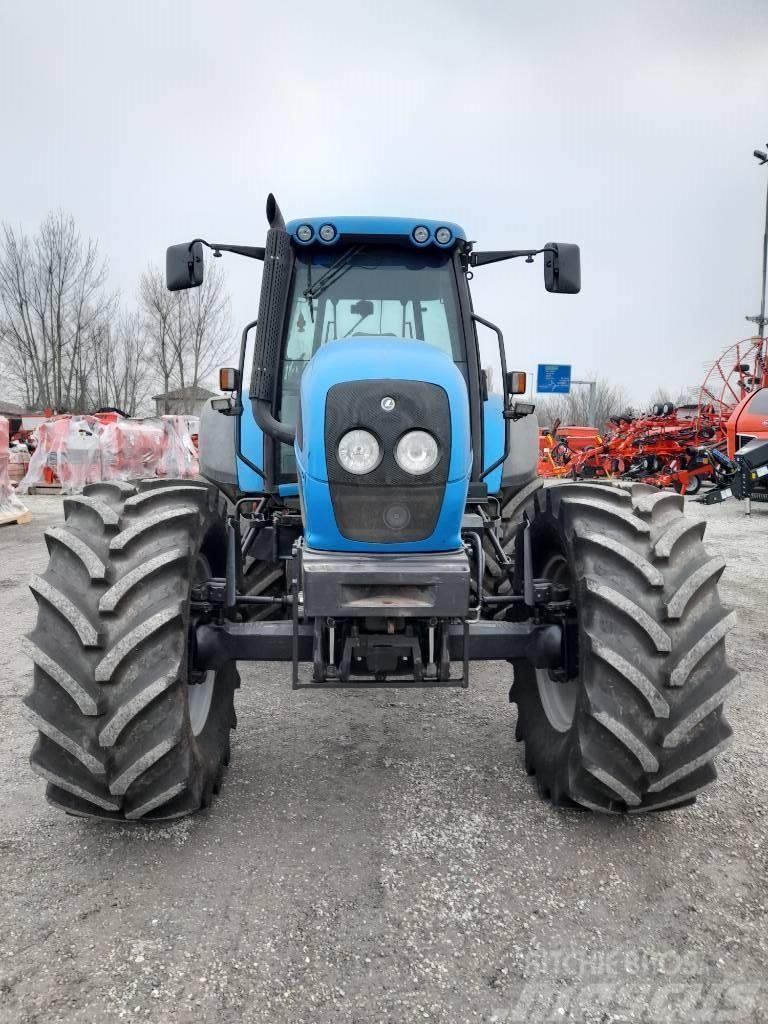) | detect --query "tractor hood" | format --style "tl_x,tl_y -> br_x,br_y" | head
295,338 -> 472,552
